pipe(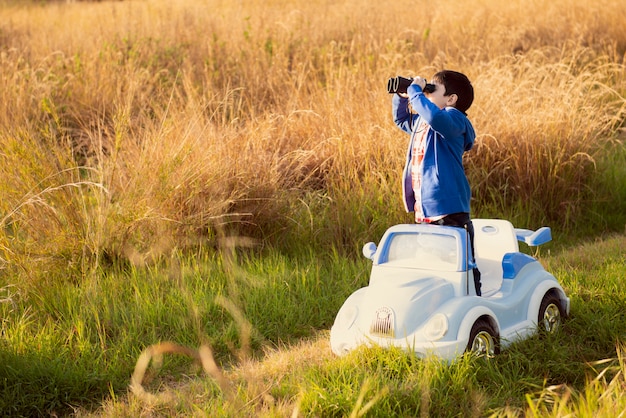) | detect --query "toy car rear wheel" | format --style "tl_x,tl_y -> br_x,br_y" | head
466,318 -> 500,358
538,291 -> 564,334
